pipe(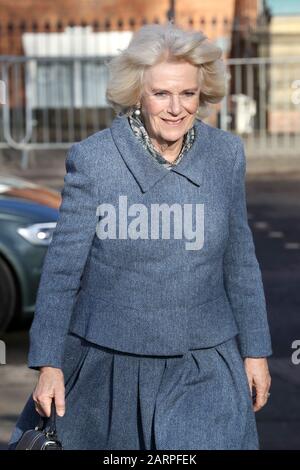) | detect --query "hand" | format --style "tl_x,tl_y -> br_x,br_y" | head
32,366 -> 65,418
243,357 -> 271,412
